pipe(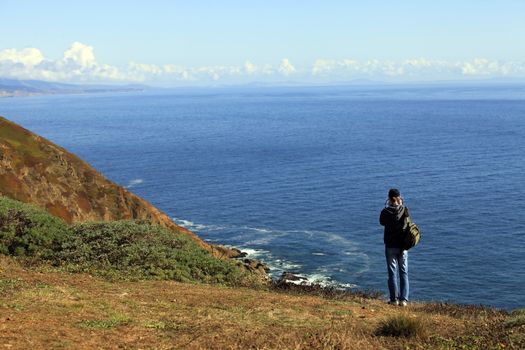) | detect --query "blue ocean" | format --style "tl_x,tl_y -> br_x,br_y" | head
1,85 -> 524,310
